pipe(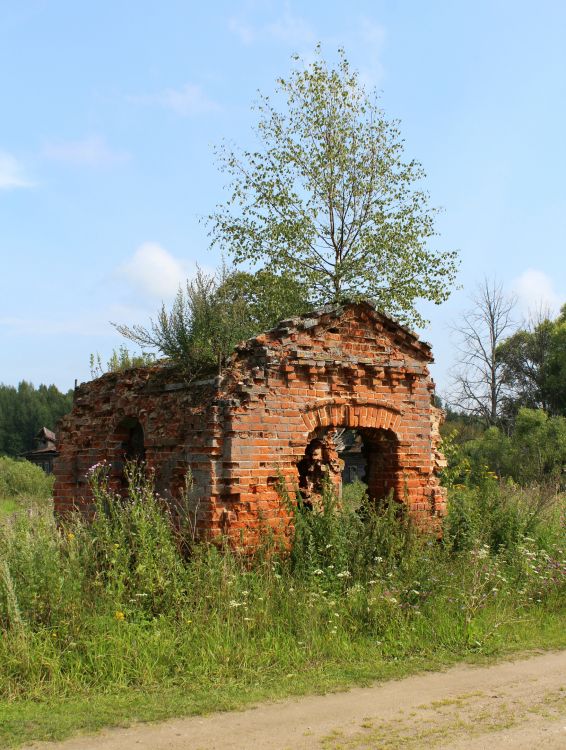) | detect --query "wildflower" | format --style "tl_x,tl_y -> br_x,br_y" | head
337,570 -> 351,579
229,600 -> 242,608
114,611 -> 125,621
313,569 -> 323,575
67,532 -> 75,540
